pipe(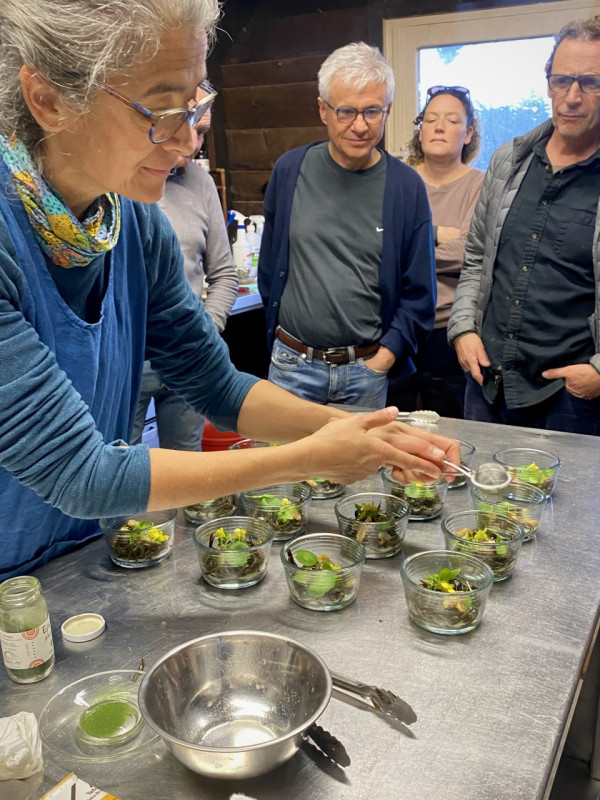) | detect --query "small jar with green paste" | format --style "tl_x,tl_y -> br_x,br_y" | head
0,576 -> 55,684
